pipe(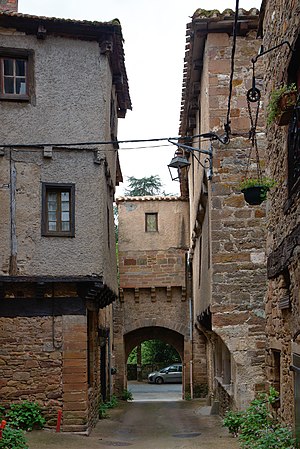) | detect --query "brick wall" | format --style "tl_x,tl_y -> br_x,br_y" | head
119,250 -> 186,288
0,0 -> 18,11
